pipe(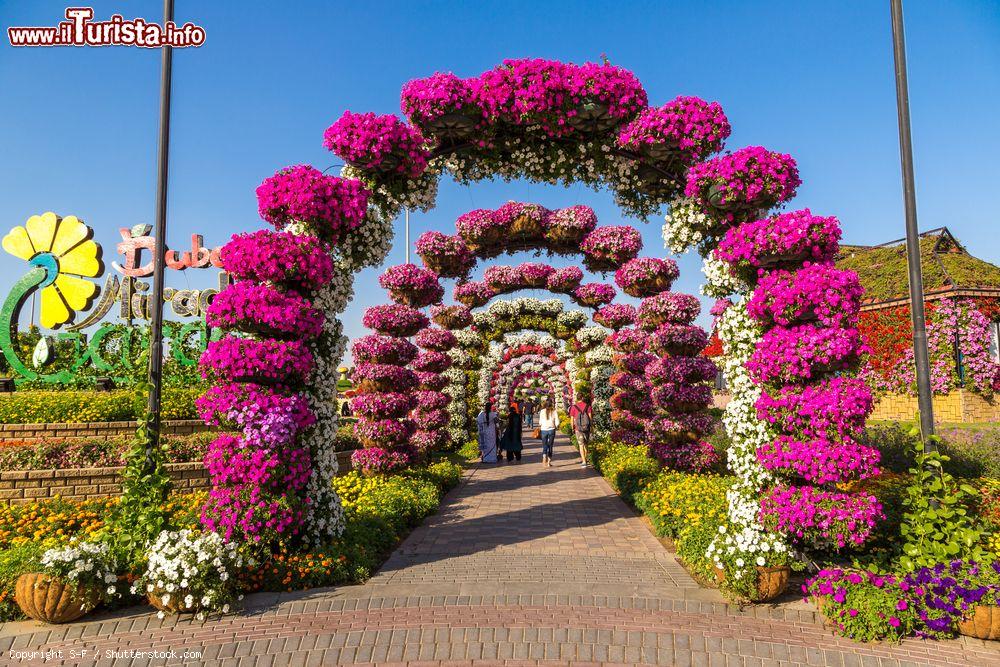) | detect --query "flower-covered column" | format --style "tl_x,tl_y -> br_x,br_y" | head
199,164 -> 373,546
412,326 -> 458,455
